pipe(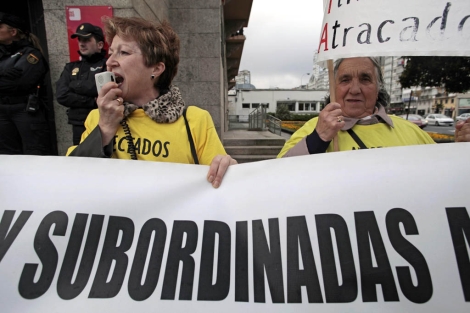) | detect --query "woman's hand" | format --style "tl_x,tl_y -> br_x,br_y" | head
97,82 -> 124,145
455,119 -> 470,142
207,155 -> 238,188
315,102 -> 345,141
